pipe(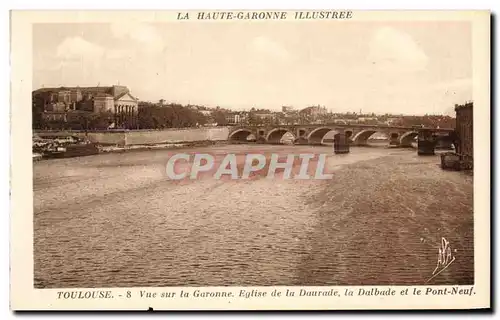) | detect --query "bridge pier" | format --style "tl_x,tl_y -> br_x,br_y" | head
388,133 -> 400,147
417,129 -> 436,155
334,131 -> 350,154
